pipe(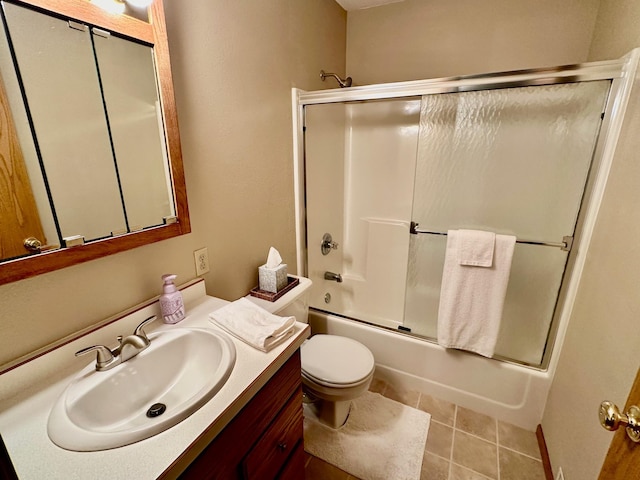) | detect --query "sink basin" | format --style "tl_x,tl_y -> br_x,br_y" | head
48,327 -> 236,451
